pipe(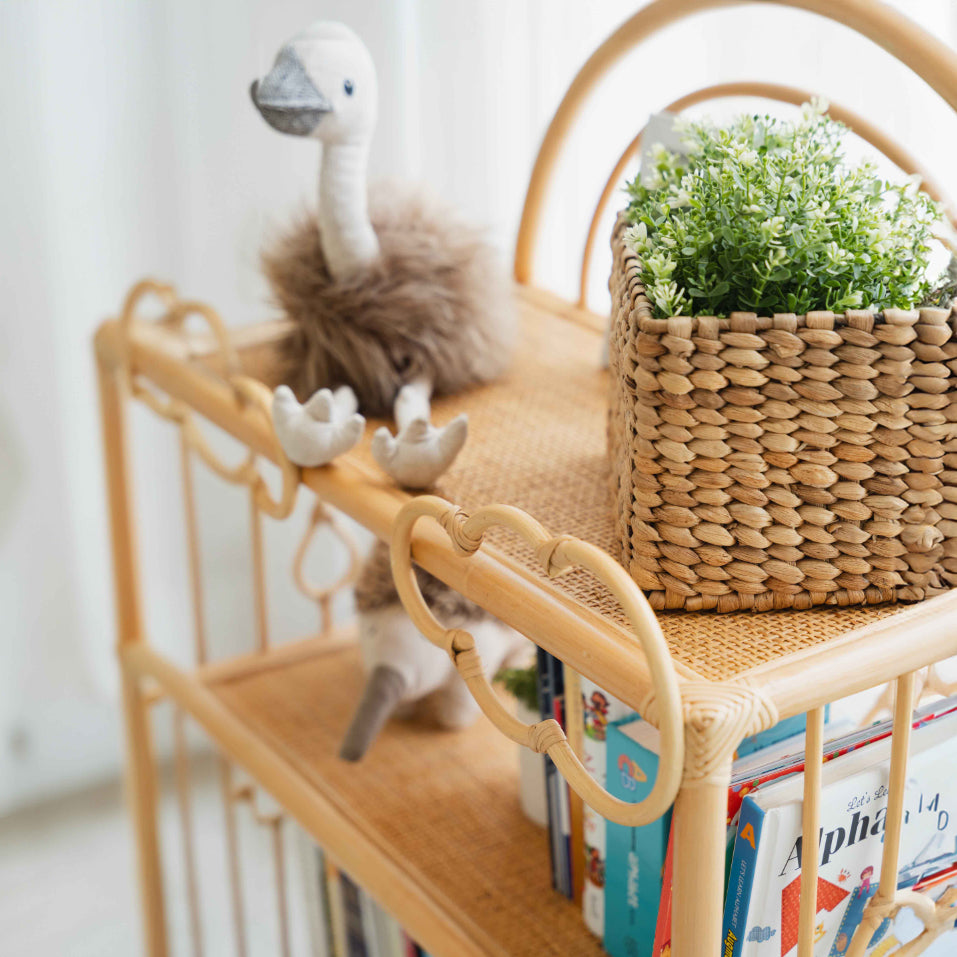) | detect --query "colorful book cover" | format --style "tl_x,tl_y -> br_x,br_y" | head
613,714 -> 833,957
579,677 -> 633,938
604,719 -> 673,957
723,708 -> 957,957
